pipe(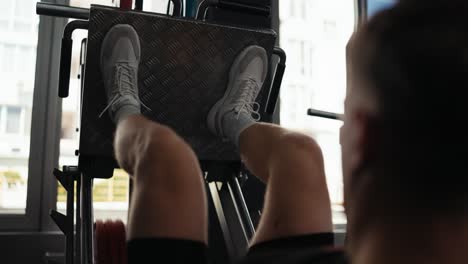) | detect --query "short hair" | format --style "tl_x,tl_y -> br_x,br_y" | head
348,1 -> 468,219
